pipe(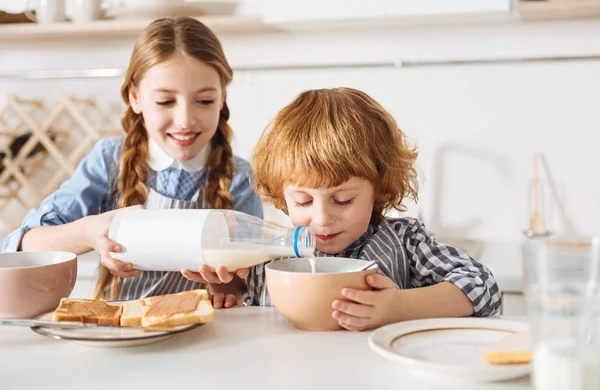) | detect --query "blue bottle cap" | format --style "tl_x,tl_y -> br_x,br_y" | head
293,226 -> 302,258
